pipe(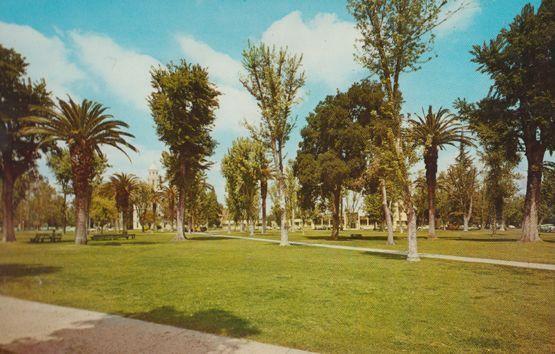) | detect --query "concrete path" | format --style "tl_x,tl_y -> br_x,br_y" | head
206,233 -> 555,271
0,296 -> 312,354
